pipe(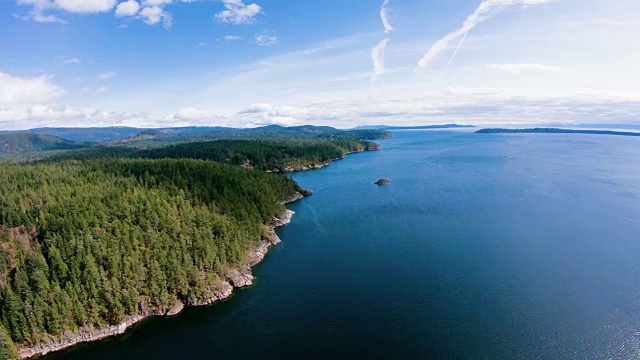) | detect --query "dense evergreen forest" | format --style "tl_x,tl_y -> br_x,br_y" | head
50,139 -> 381,171
0,158 -> 303,357
112,126 -> 391,147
